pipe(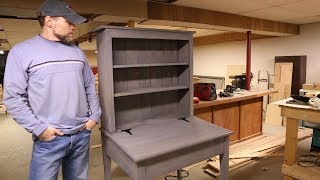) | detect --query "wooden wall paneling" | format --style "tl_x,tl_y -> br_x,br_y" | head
147,2 -> 299,36
213,102 -> 240,142
194,106 -> 213,123
239,97 -> 263,139
113,38 -> 127,65
194,32 -> 276,46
